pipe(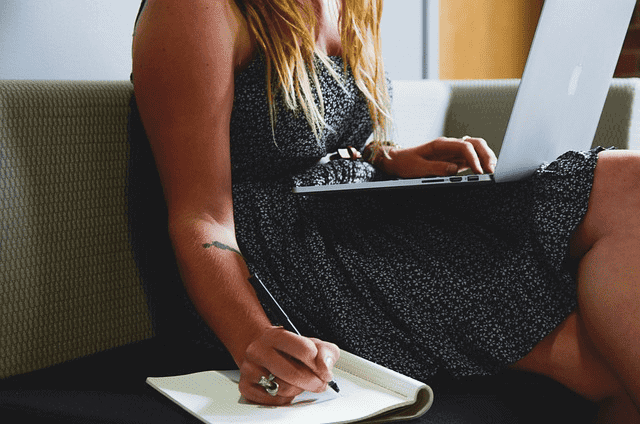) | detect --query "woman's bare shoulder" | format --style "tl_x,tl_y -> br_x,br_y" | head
131,0 -> 255,213
133,0 -> 255,73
